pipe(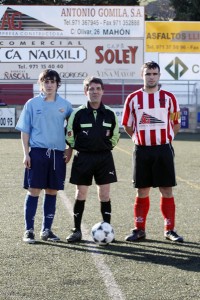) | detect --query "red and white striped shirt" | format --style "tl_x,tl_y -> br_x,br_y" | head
122,88 -> 180,146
